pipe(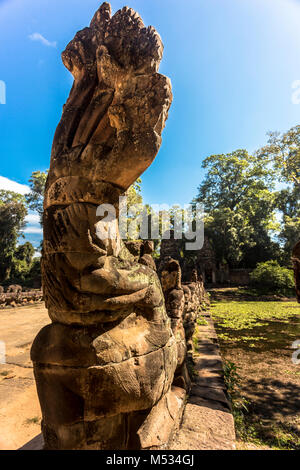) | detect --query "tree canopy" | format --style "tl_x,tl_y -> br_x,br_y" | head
0,190 -> 28,281
256,126 -> 300,188
194,150 -> 279,268
25,170 -> 48,223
